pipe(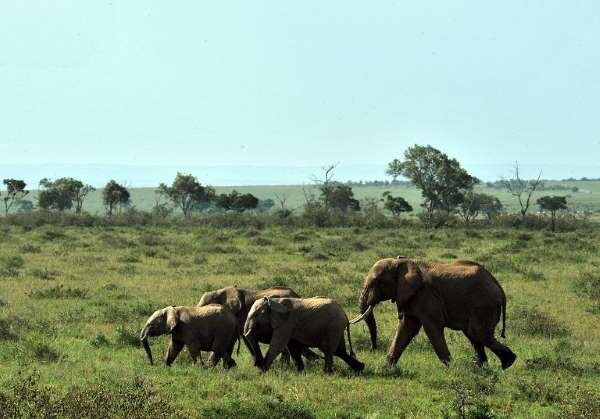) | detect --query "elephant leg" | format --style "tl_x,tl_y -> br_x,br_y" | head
279,348 -> 291,365
243,335 -> 264,367
221,351 -> 236,369
484,337 -> 516,370
387,316 -> 422,366
287,340 -> 305,372
463,332 -> 487,367
262,330 -> 291,372
323,352 -> 334,374
301,347 -> 321,361
187,345 -> 204,366
165,338 -> 185,367
468,308 -> 516,370
422,322 -> 451,366
335,340 -> 364,372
